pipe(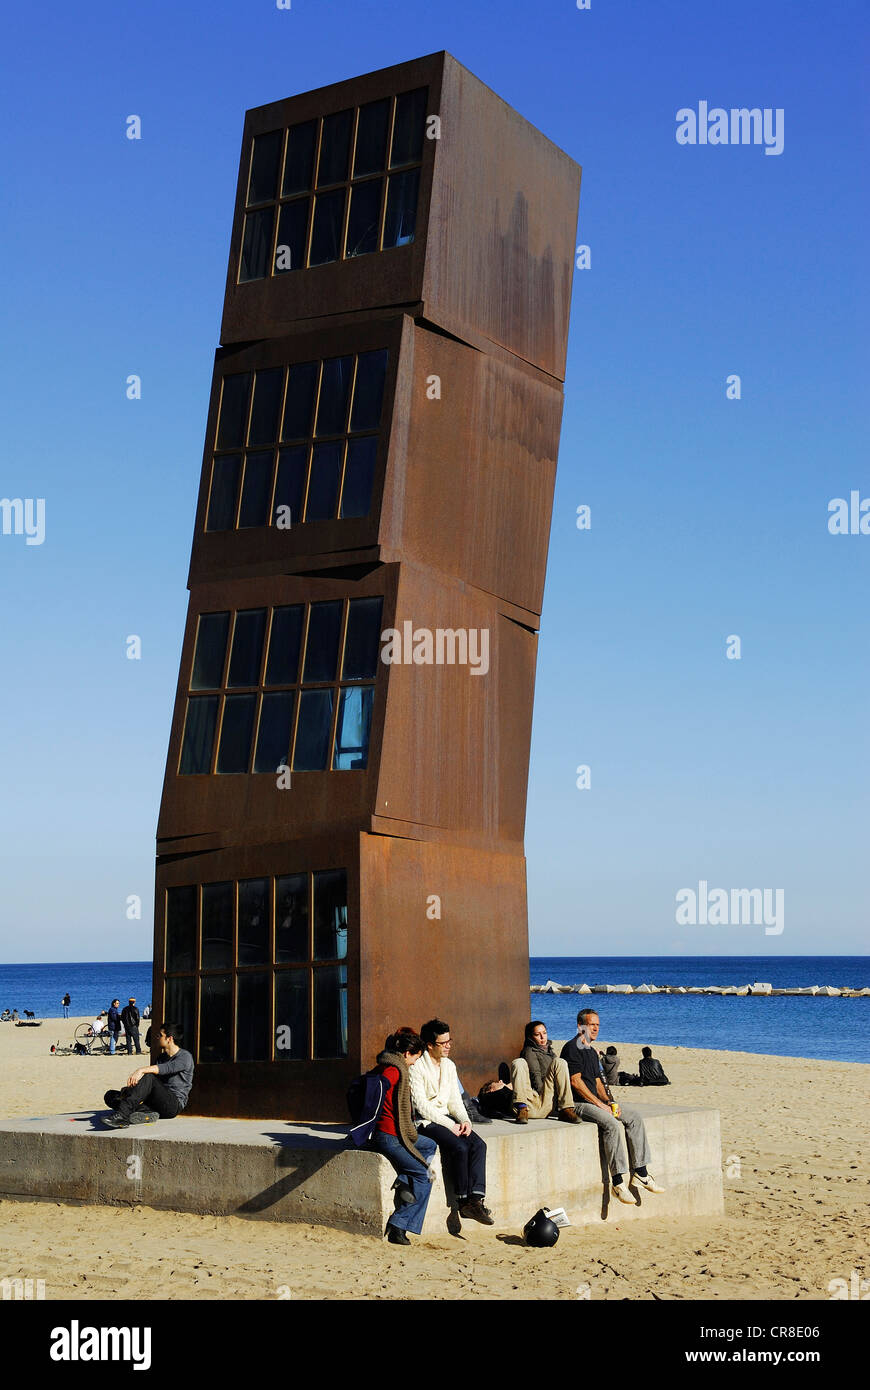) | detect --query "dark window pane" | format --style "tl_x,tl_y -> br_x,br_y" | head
238,452 -> 274,529
310,189 -> 345,266
303,601 -> 342,682
228,609 -> 267,687
350,350 -> 388,432
237,972 -> 269,1062
314,964 -> 348,1058
254,691 -> 295,773
274,446 -> 307,527
265,605 -> 304,685
276,874 -> 308,963
240,207 -> 275,282
166,886 -> 196,973
206,456 -> 241,531
317,108 -> 352,186
248,369 -> 284,446
201,881 -> 233,971
313,870 -> 348,959
191,612 -> 230,690
179,697 -> 218,774
216,694 -> 256,774
283,119 -> 317,196
293,689 -> 334,770
275,198 -> 309,273
339,436 -> 376,519
354,98 -> 390,177
305,441 -> 342,521
383,169 -> 420,249
390,88 -> 427,167
165,976 -> 196,1061
217,374 -> 250,450
333,686 -> 374,770
275,970 -> 308,1059
316,356 -> 353,436
282,362 -> 318,441
345,179 -> 381,258
342,597 -> 383,679
200,974 -> 231,1064
248,130 -> 282,204
238,878 -> 269,966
